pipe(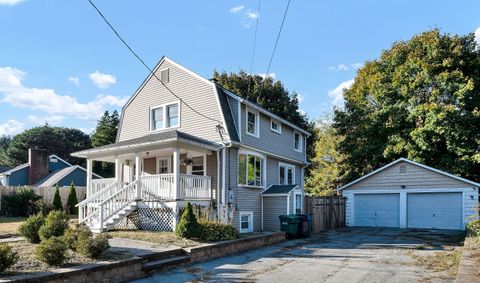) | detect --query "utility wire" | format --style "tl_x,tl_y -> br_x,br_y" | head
88,0 -> 223,126
257,0 -> 291,98
247,0 -> 262,99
